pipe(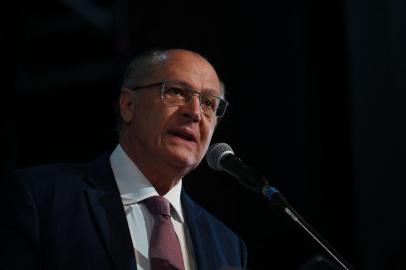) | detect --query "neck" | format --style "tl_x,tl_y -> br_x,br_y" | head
135,160 -> 183,195
119,137 -> 187,196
